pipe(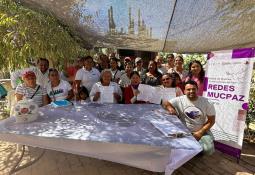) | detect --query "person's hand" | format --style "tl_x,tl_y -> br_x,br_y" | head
133,90 -> 140,96
113,93 -> 121,101
93,92 -> 100,101
192,131 -> 203,141
167,108 -> 177,115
